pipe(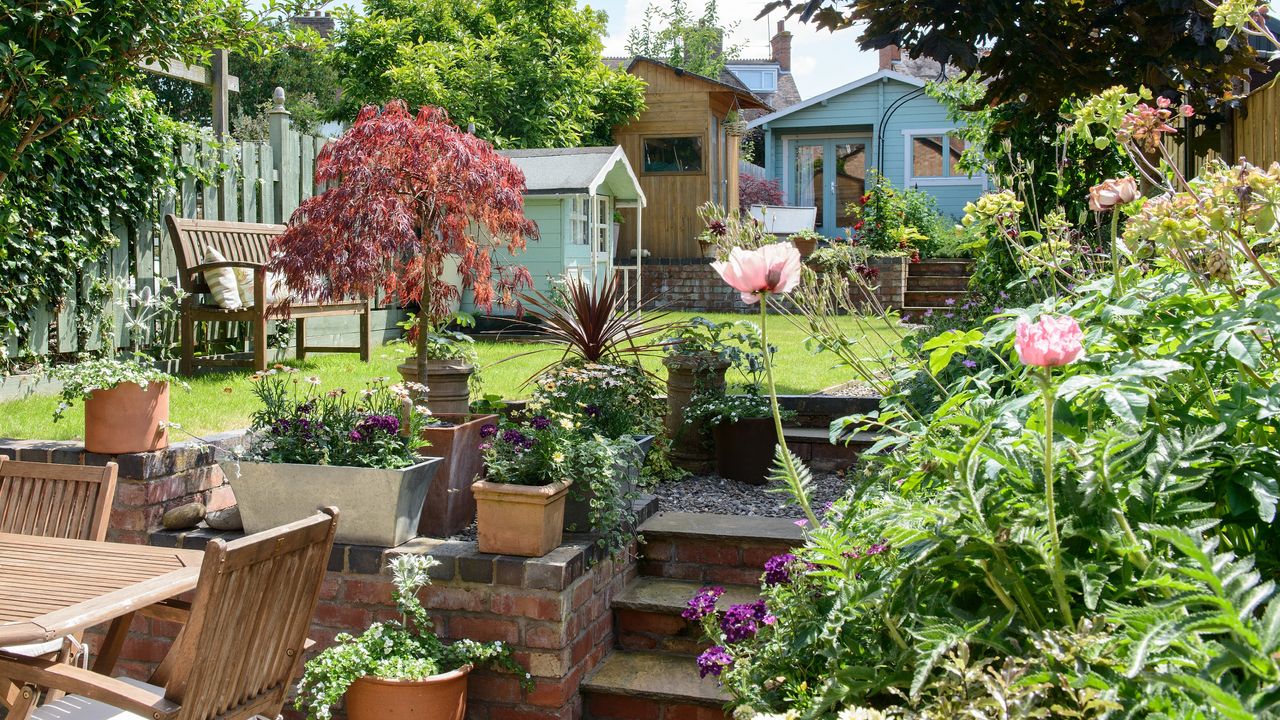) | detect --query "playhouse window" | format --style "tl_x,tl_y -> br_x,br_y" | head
569,197 -> 589,245
643,137 -> 703,173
